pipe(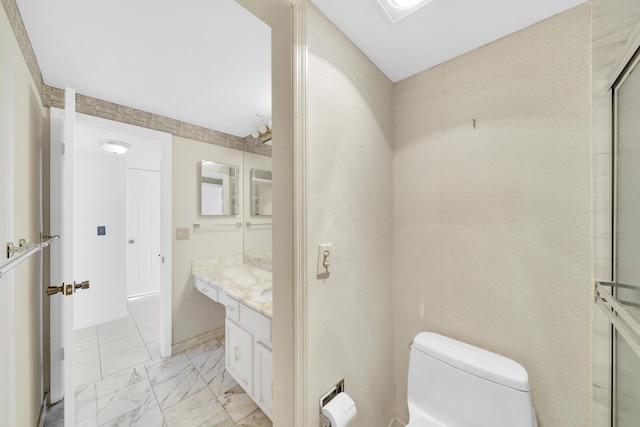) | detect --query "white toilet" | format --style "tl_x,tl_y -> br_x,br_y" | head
407,332 -> 537,427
